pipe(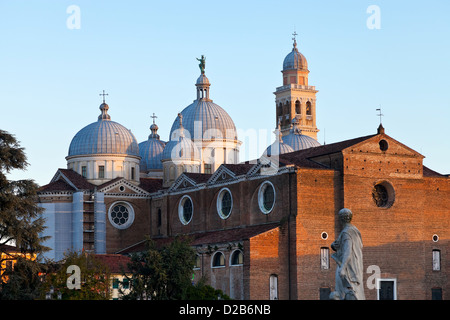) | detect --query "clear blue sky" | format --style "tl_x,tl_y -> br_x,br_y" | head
1,0 -> 449,186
